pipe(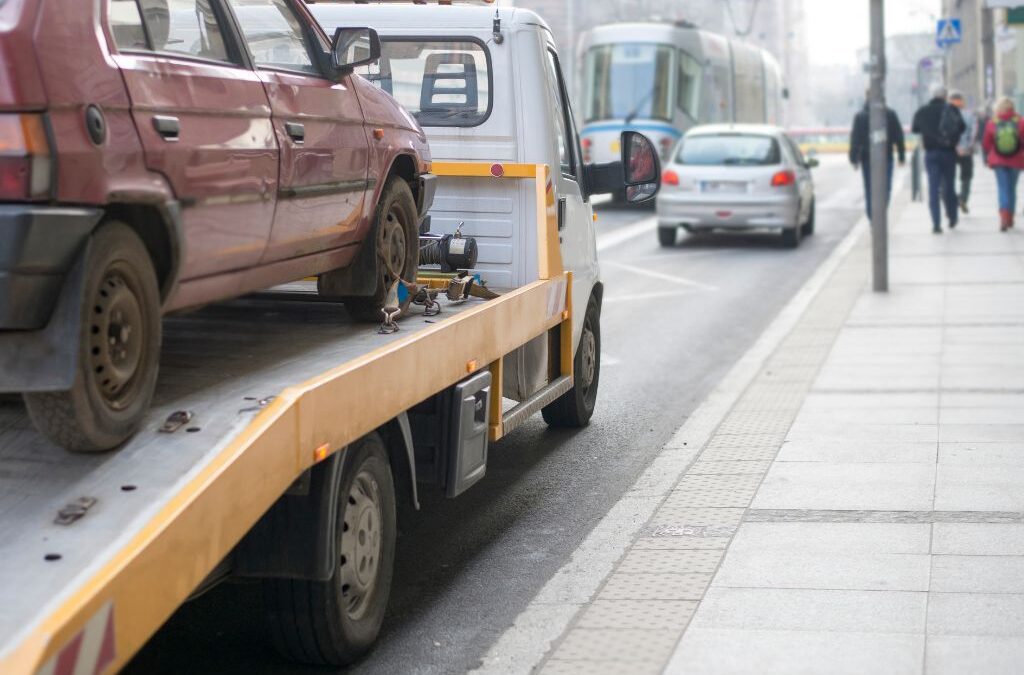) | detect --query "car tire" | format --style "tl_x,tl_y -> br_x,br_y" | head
23,222 -> 161,452
781,222 -> 801,248
801,199 -> 816,237
339,178 -> 418,322
264,432 -> 397,666
658,227 -> 677,247
542,295 -> 600,428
